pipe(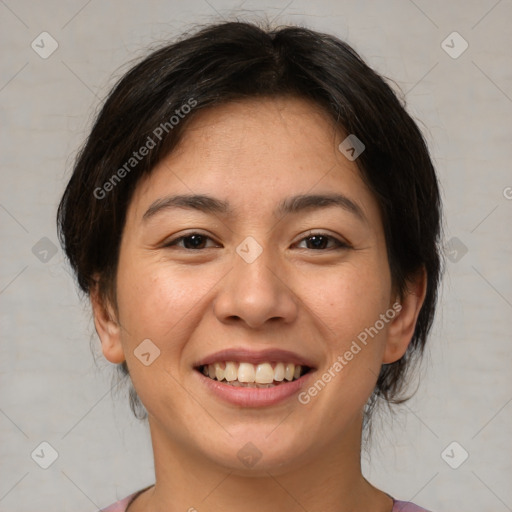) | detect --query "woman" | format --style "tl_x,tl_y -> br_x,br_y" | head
57,19 -> 442,512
